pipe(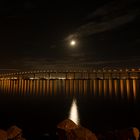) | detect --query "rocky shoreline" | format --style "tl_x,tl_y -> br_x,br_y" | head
0,125 -> 26,140
57,119 -> 139,140
0,119 -> 139,140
